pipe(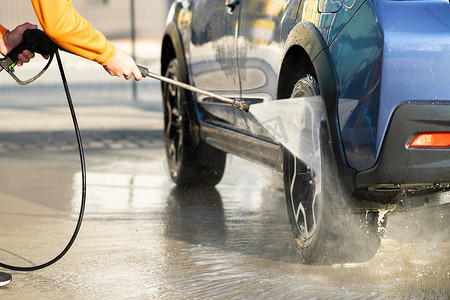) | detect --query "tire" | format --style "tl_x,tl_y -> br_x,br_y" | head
163,58 -> 226,187
283,75 -> 382,265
